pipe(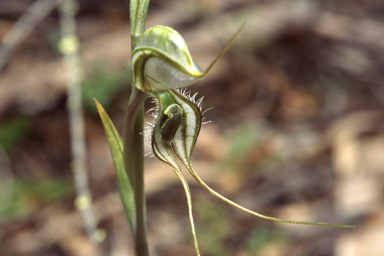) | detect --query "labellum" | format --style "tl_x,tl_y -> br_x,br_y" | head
161,103 -> 183,142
